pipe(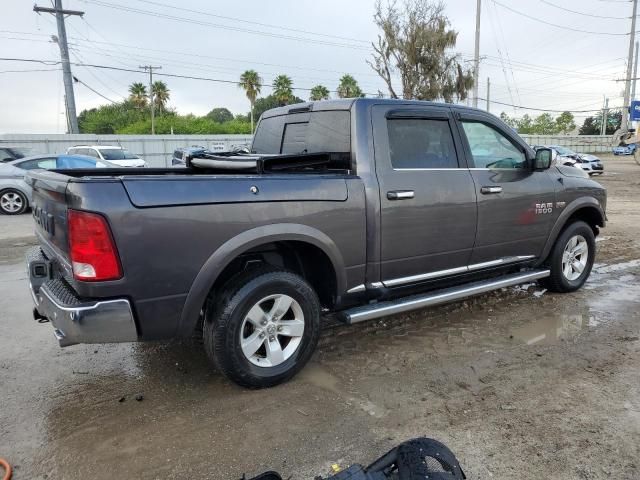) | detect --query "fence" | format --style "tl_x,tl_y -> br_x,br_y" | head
0,133 -> 615,166
0,134 -> 254,168
519,135 -> 613,153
